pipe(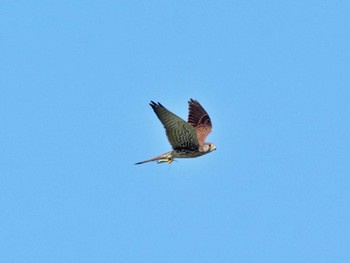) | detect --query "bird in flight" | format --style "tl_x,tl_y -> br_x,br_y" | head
135,99 -> 216,165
